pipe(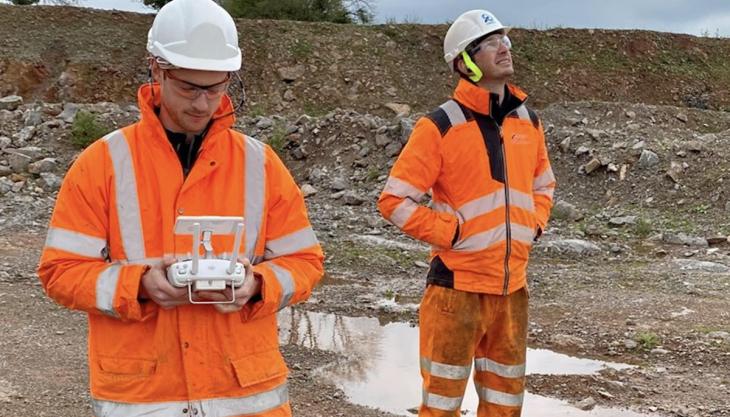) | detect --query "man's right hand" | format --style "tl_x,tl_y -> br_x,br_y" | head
139,256 -> 190,309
